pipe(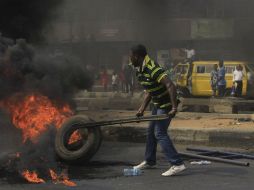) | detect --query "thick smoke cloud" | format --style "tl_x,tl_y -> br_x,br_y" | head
0,0 -> 63,42
0,0 -> 93,178
0,38 -> 93,106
